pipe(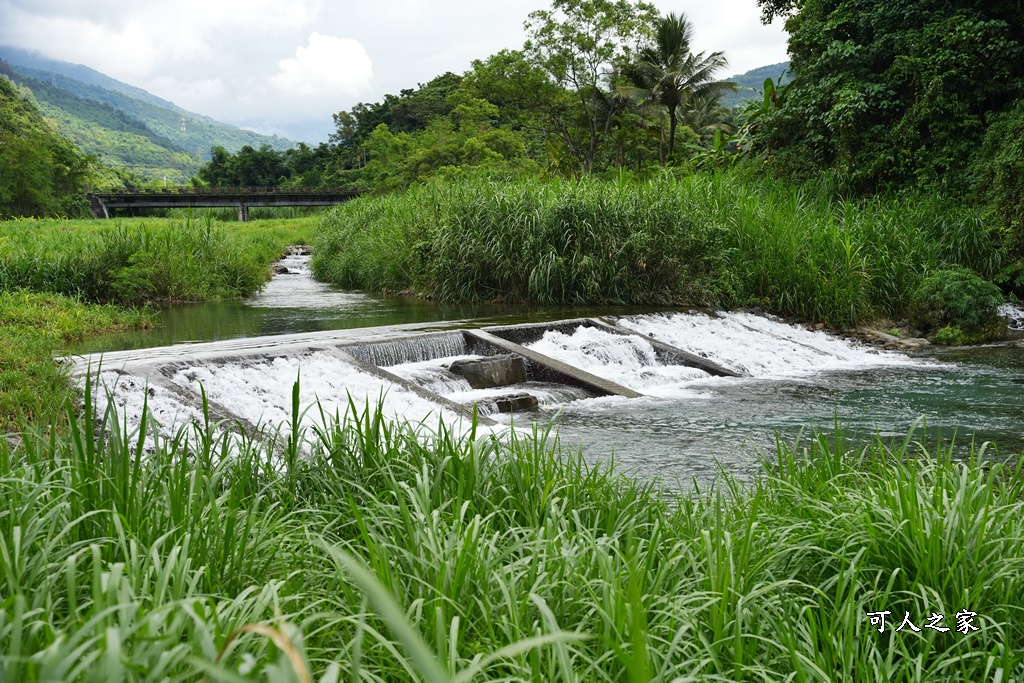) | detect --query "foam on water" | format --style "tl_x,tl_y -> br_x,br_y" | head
91,371 -> 210,450
447,382 -> 593,411
527,326 -> 711,396
619,311 -> 930,378
170,351 -> 473,432
387,355 -> 477,394
1000,303 -> 1024,330
247,254 -> 371,310
352,334 -> 469,367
